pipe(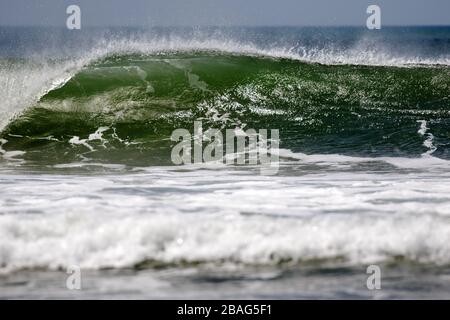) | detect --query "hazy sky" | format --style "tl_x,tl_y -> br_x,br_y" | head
1,0 -> 449,27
